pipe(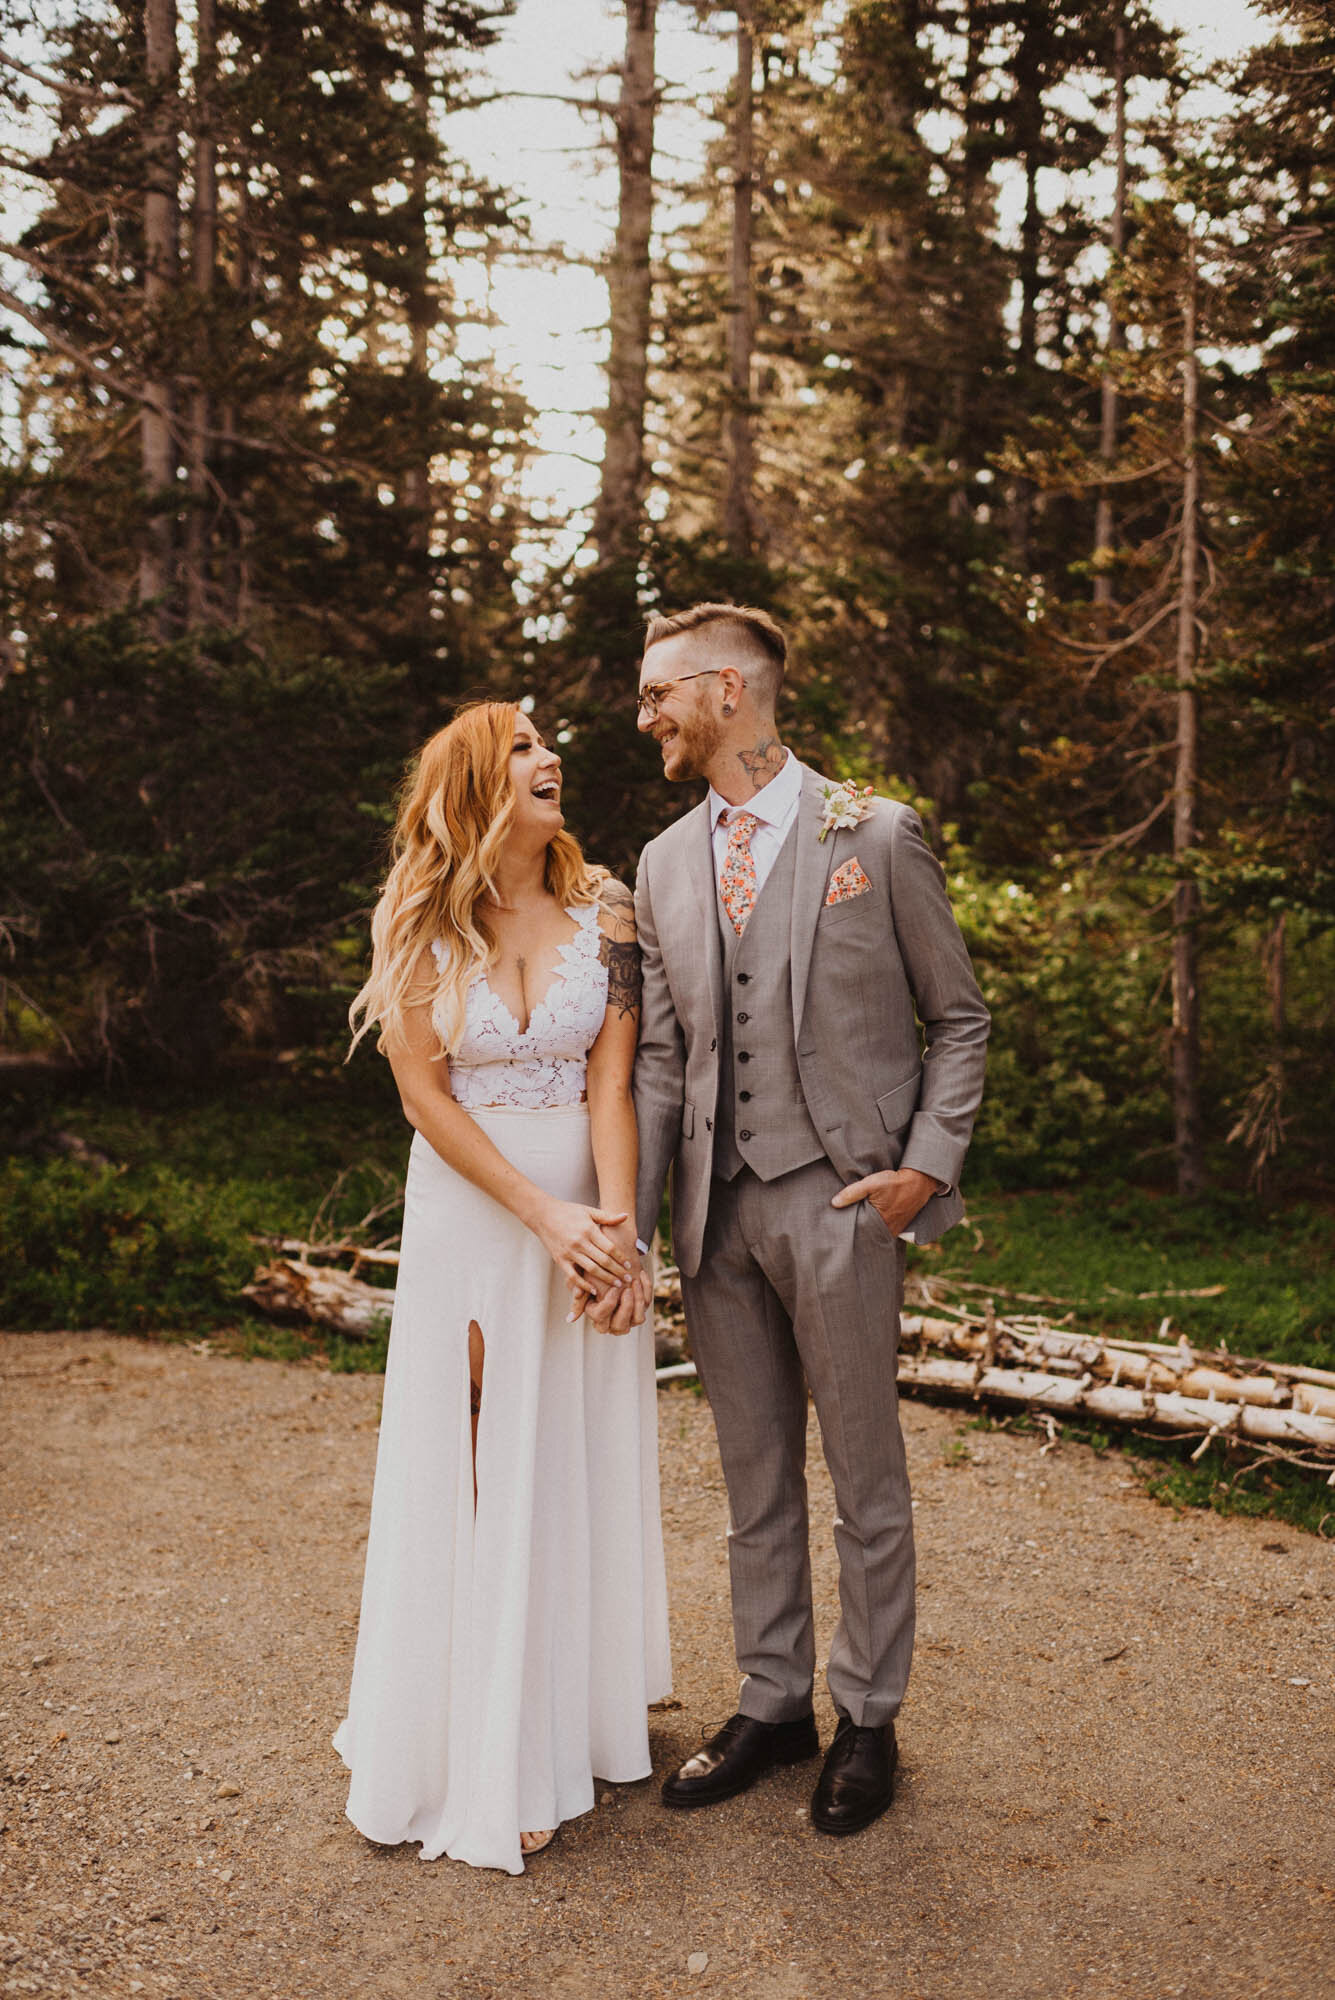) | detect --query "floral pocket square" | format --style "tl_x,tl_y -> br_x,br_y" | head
825,857 -> 872,906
